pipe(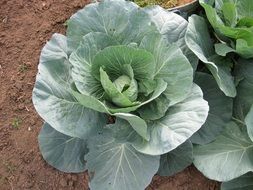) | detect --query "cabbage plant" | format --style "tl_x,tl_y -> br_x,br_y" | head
199,0 -> 253,59
183,1 -> 253,186
32,0 -> 209,189
193,59 -> 253,184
